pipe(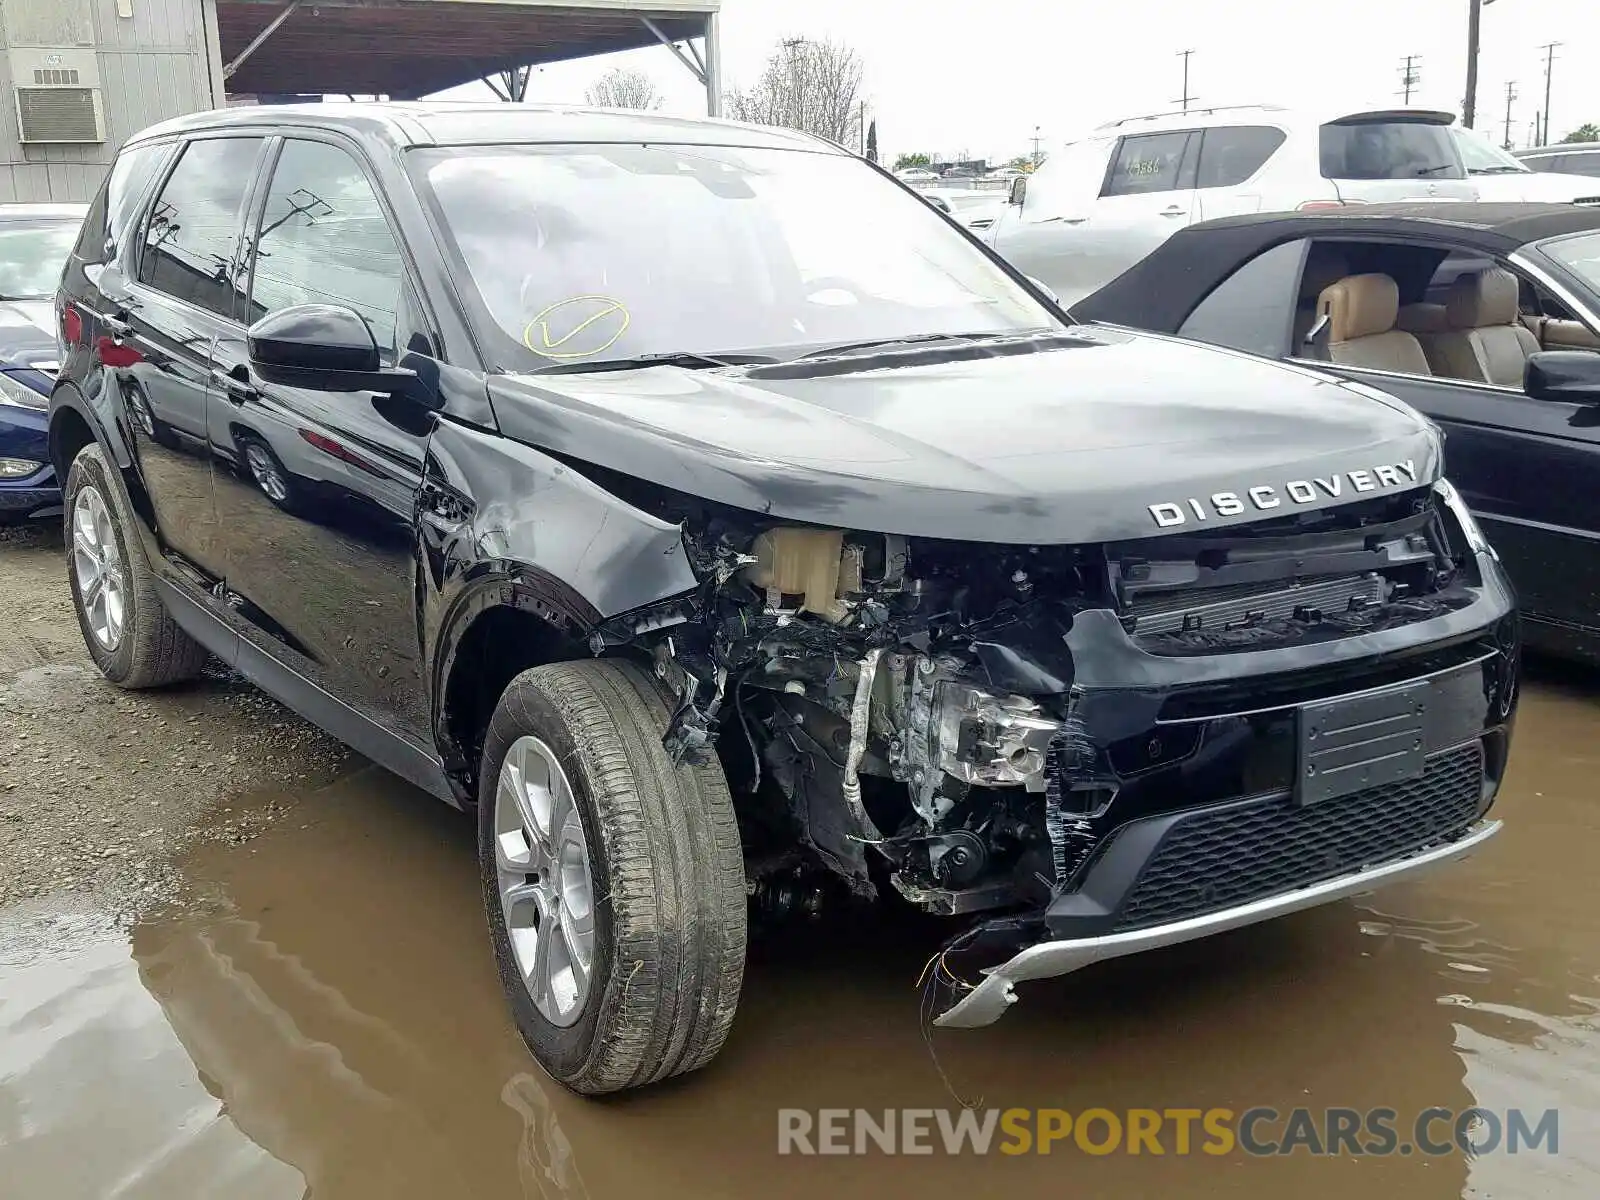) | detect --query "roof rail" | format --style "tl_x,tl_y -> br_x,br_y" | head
1093,103 -> 1287,131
